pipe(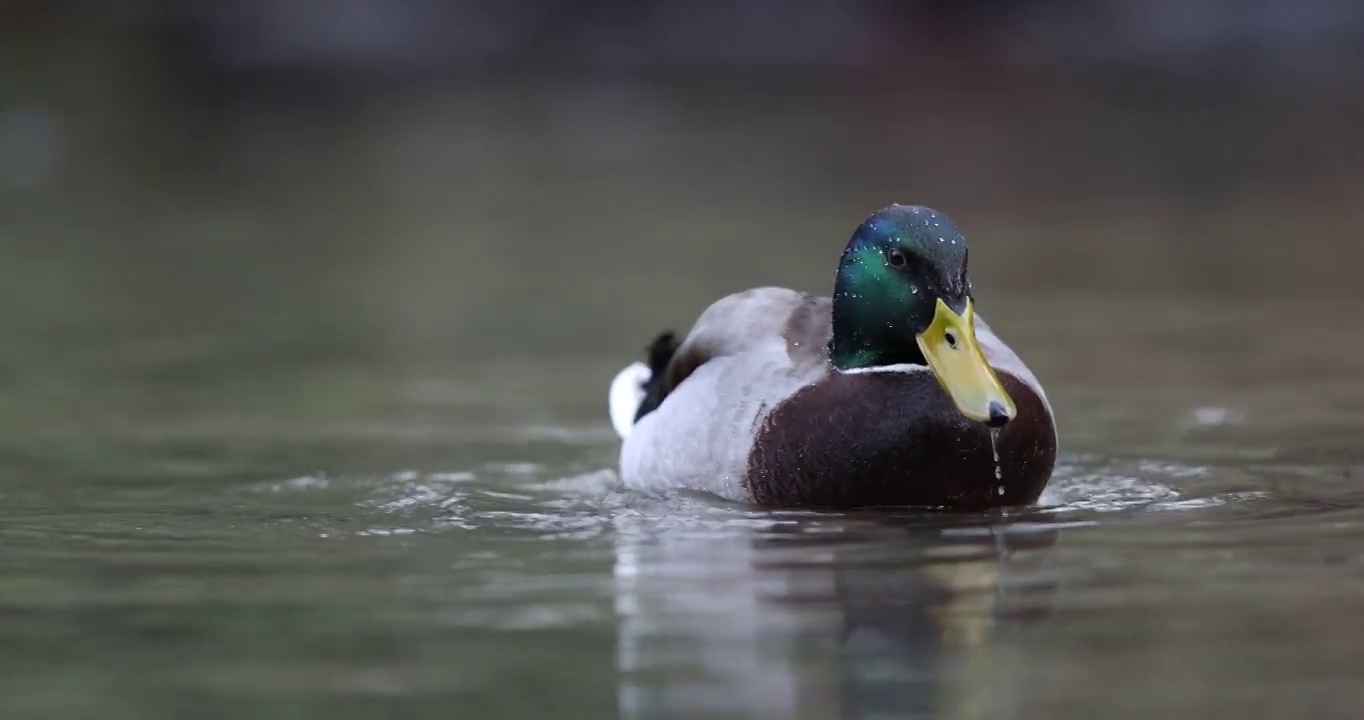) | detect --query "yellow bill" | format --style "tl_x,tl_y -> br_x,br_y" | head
915,298 -> 1016,426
